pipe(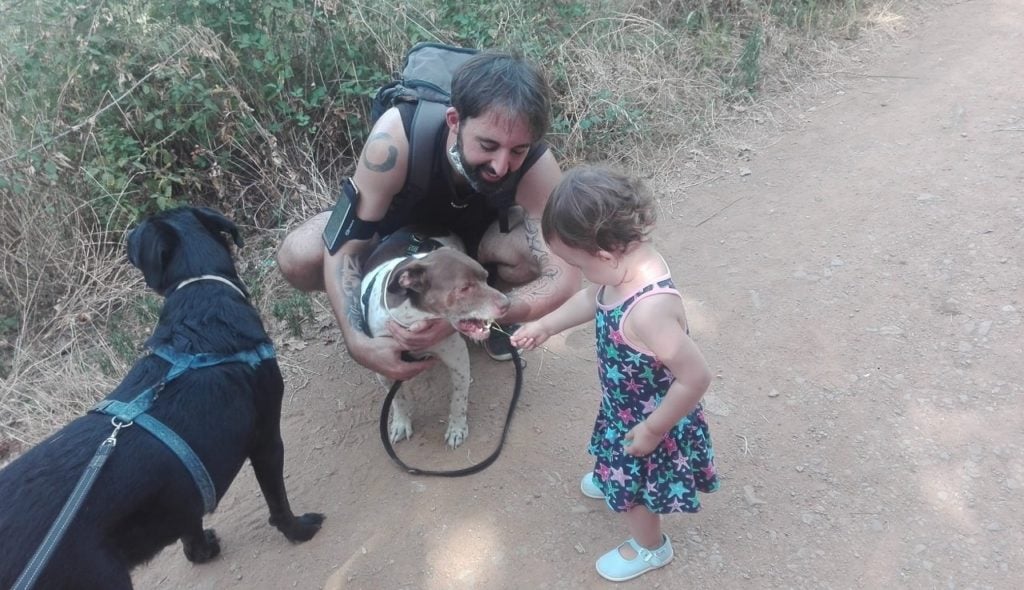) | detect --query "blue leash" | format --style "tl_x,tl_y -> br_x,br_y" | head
13,342 -> 275,590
